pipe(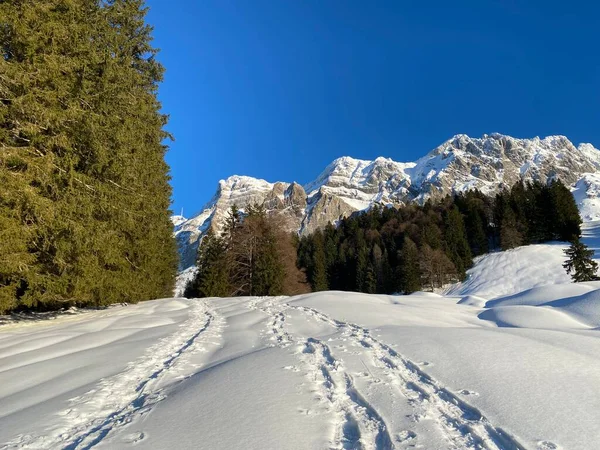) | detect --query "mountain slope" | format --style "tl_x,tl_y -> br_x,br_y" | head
175,133 -> 600,269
